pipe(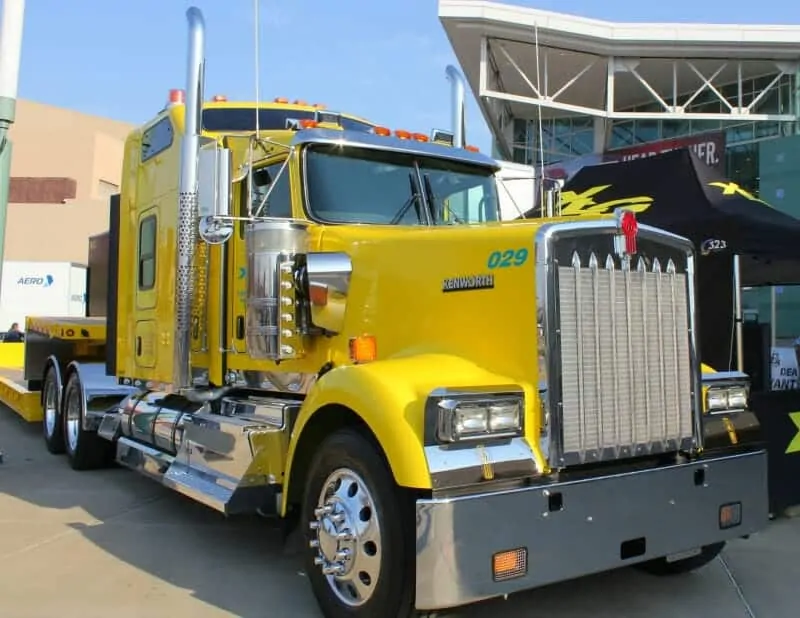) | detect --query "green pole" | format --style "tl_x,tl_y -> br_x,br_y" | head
0,0 -> 26,305
0,100 -> 15,299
